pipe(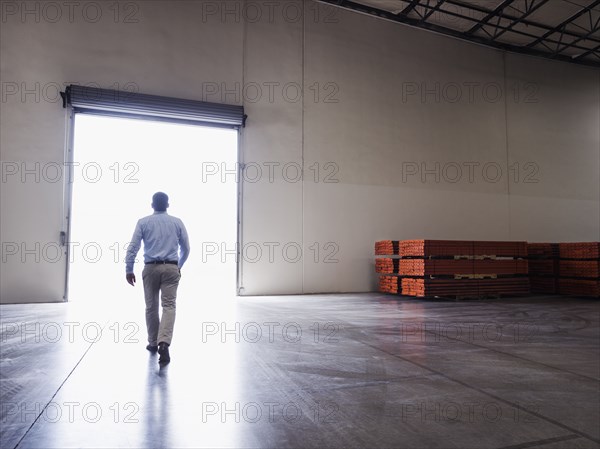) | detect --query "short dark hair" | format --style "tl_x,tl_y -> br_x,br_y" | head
152,192 -> 169,211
